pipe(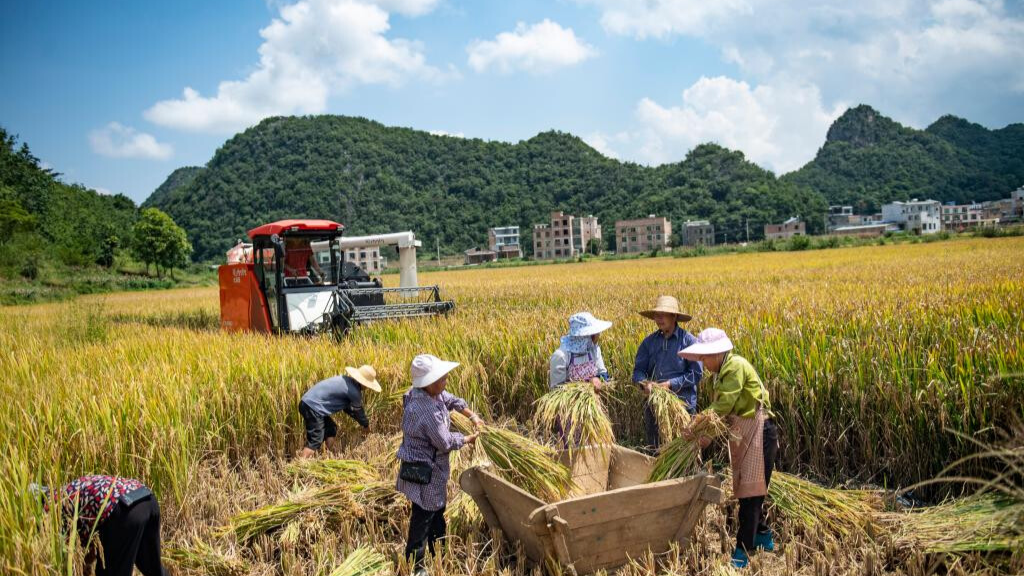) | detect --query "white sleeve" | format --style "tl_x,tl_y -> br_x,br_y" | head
595,345 -> 608,376
549,350 -> 568,389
